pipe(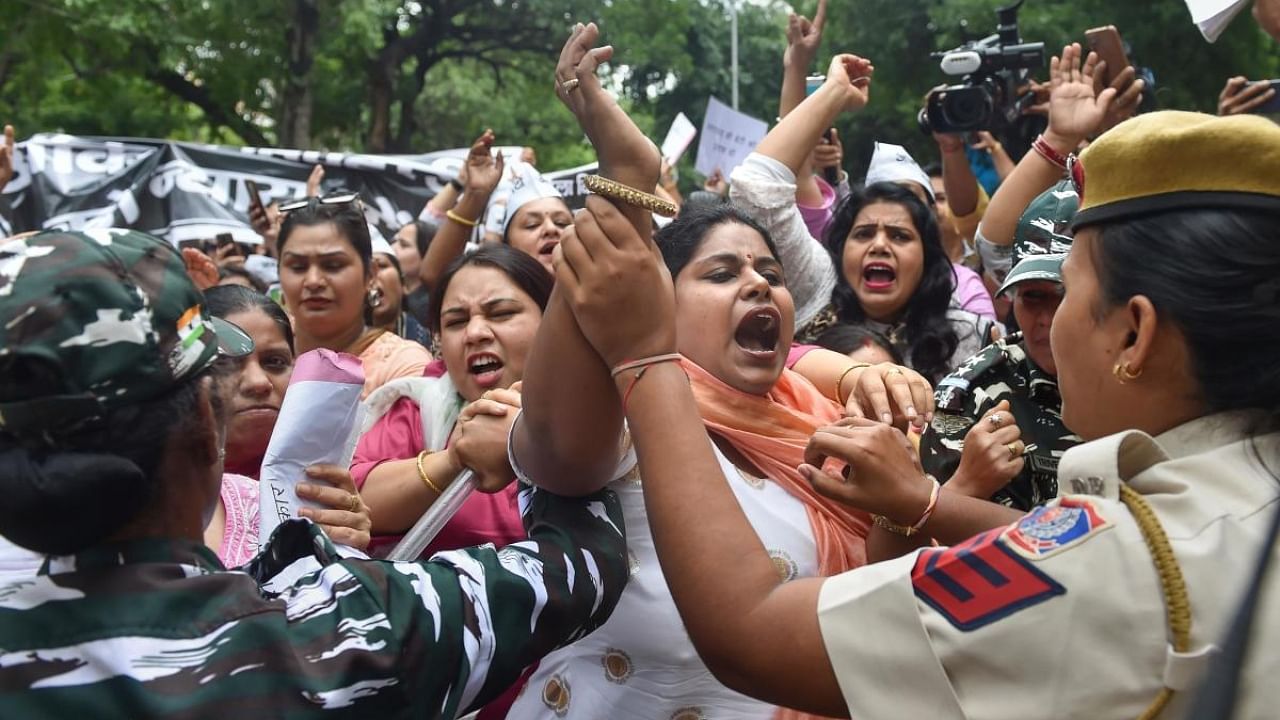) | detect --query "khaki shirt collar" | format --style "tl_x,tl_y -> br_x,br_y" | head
1057,410 -> 1273,500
